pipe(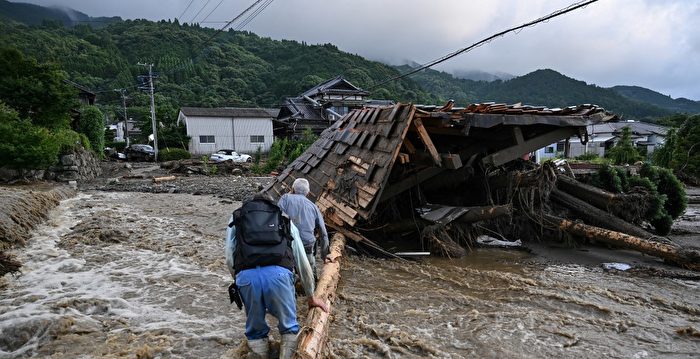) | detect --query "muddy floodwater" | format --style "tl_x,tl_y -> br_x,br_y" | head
1,191 -> 699,358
